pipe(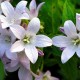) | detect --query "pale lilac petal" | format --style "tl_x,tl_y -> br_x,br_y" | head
50,77 -> 59,80
18,66 -> 32,80
27,18 -> 40,33
0,45 -> 5,58
29,0 -> 36,12
35,35 -> 52,47
10,60 -> 19,67
25,45 -> 38,63
11,40 -> 24,52
15,1 -> 27,14
64,20 -> 77,38
61,46 -> 76,63
10,25 -> 25,39
18,53 -> 30,70
76,13 -> 80,31
52,36 -> 71,47
6,49 -> 18,60
0,42 -> 8,58
0,15 -> 10,28
1,1 -> 14,17
76,45 -> 80,57
36,2 -> 45,16
6,63 -> 19,72
19,13 -> 29,20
